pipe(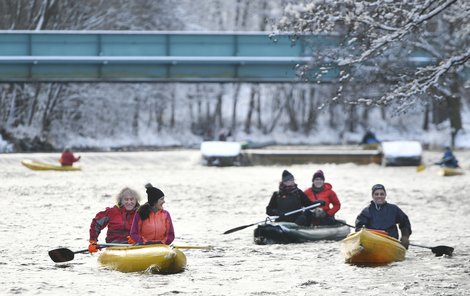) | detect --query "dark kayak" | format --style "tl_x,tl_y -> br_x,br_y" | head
254,220 -> 350,245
